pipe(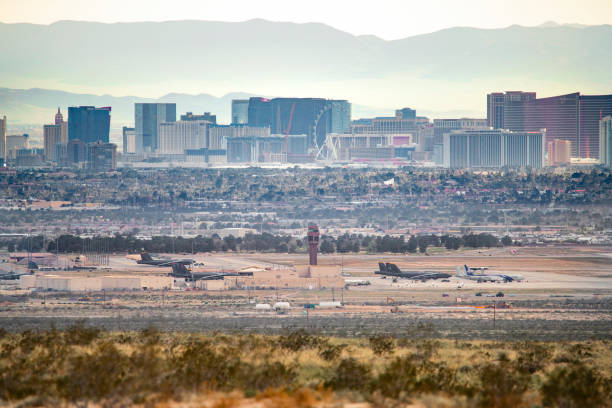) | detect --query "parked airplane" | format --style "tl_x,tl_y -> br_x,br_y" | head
170,263 -> 243,281
455,265 -> 524,282
136,252 -> 194,267
0,270 -> 30,280
0,261 -> 36,280
376,263 -> 451,281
